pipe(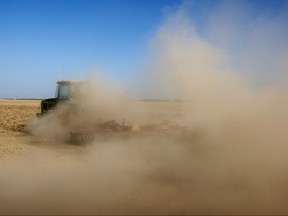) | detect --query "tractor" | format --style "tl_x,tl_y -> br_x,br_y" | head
37,80 -> 87,117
